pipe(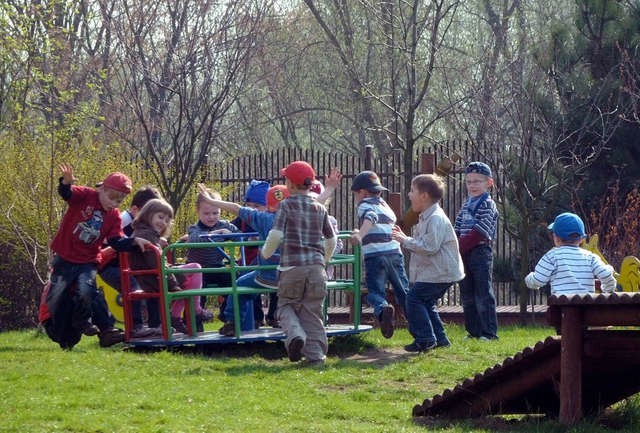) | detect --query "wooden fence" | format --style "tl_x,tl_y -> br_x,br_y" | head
206,143 -> 546,309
